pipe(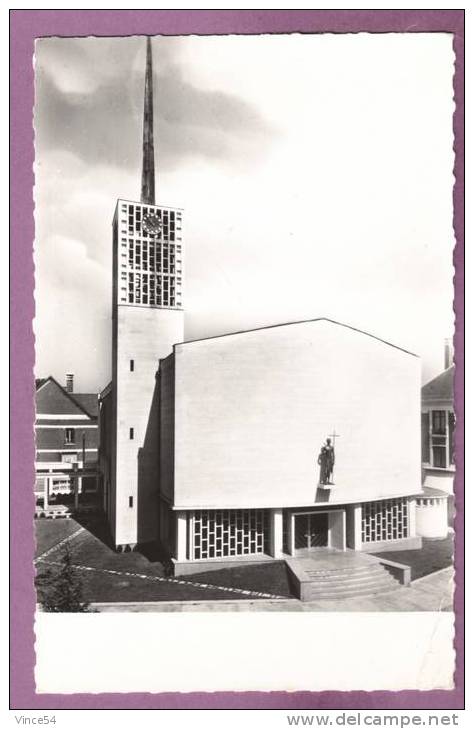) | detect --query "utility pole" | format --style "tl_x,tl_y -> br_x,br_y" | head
72,462 -> 79,512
